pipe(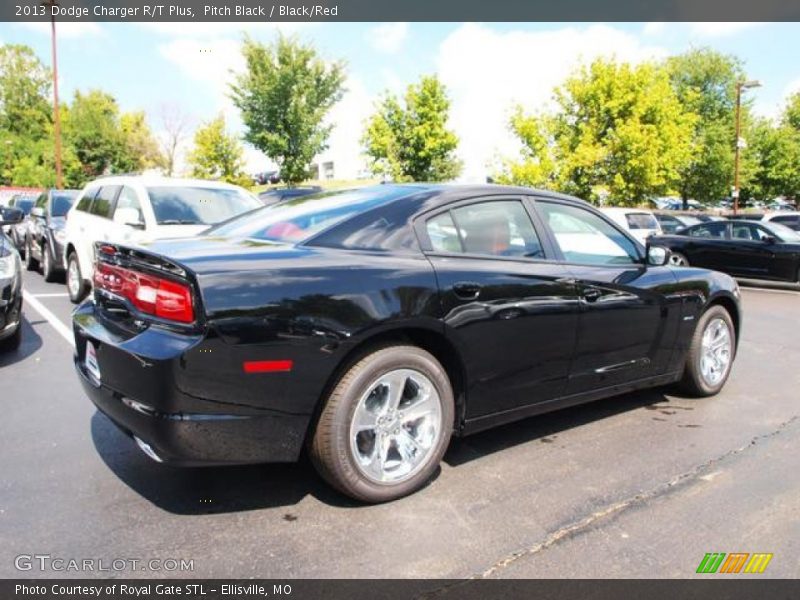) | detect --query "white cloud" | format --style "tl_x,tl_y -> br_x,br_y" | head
643,22 -> 666,36
366,23 -> 408,54
436,23 -> 667,181
18,21 -> 104,39
686,22 -> 763,37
